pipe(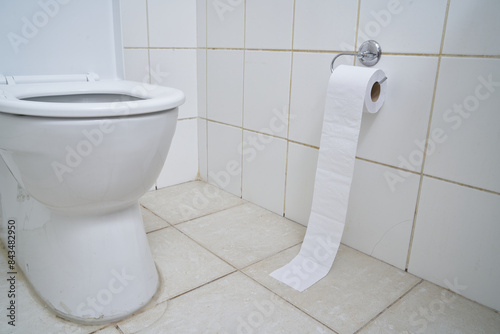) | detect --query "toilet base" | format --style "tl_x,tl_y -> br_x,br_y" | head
5,197 -> 159,324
